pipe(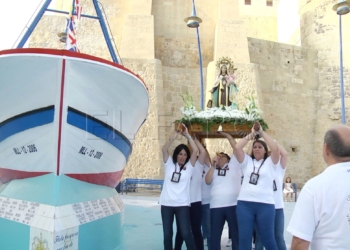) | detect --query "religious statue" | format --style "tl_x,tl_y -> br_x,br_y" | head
208,57 -> 239,108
